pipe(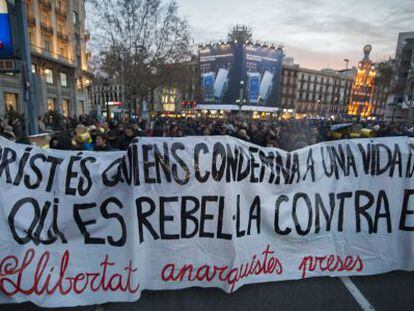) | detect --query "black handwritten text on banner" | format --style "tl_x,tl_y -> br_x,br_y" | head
0,136 -> 413,307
